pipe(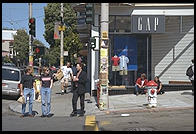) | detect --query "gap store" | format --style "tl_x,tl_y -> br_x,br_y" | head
77,3 -> 194,91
